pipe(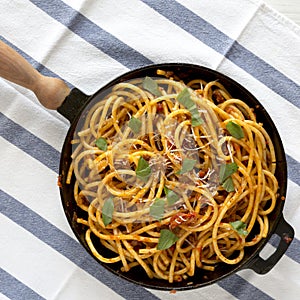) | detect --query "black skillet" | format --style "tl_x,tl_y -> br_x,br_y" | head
0,41 -> 294,290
